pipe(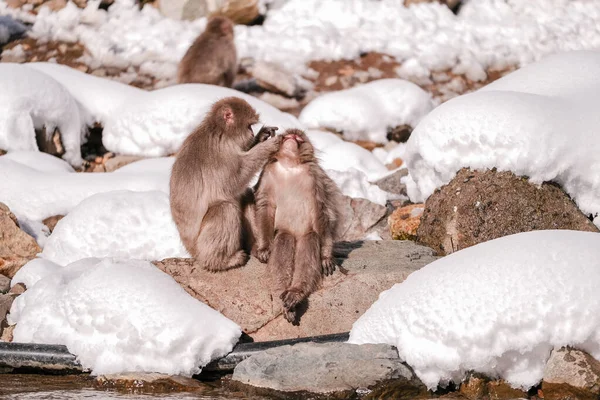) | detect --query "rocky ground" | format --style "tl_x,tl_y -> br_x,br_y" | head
1,1 -> 600,399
